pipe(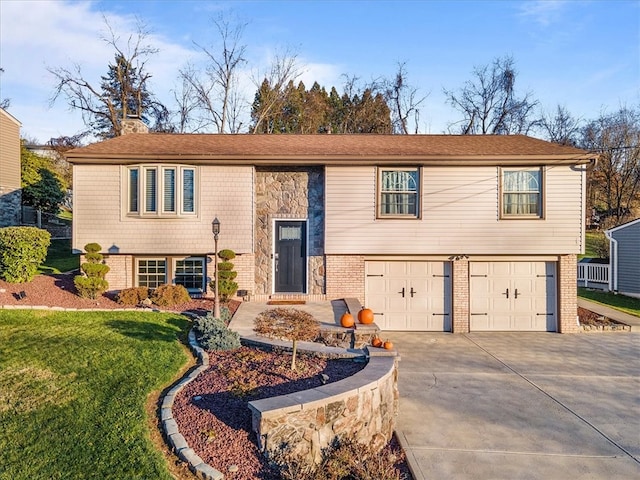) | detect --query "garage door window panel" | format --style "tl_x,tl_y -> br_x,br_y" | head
501,168 -> 543,218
